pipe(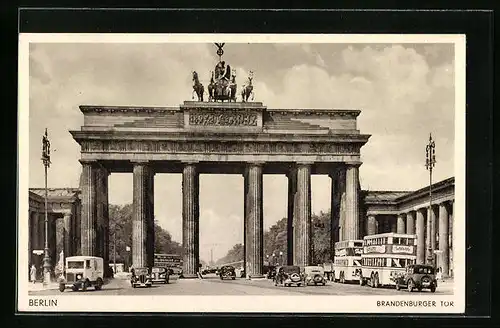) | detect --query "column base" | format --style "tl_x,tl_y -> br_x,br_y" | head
181,273 -> 199,279
248,274 -> 265,279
